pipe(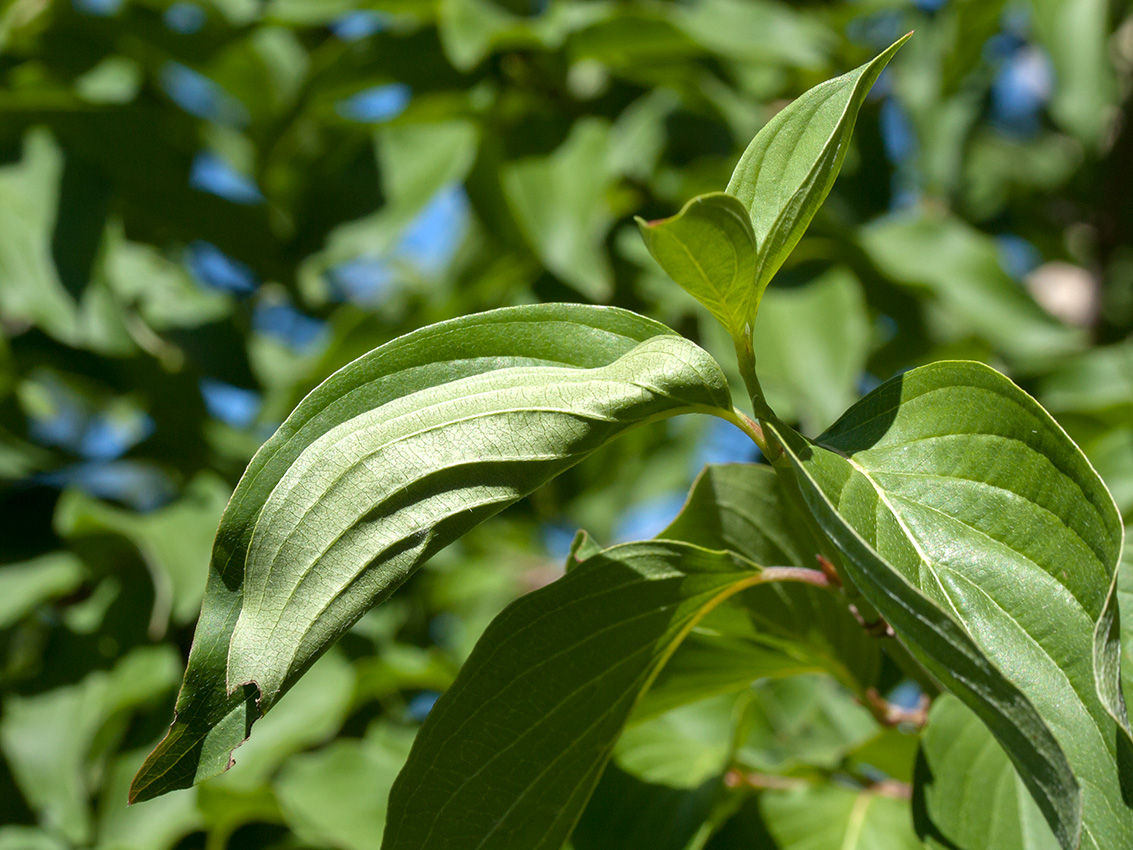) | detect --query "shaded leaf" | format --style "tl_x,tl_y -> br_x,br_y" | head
736,674 -> 877,774
914,695 -> 1059,850
761,784 -> 920,850
132,304 -> 732,802
0,551 -> 85,630
383,541 -> 778,850
649,464 -> 879,710
766,360 -> 1132,849
726,35 -> 908,292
